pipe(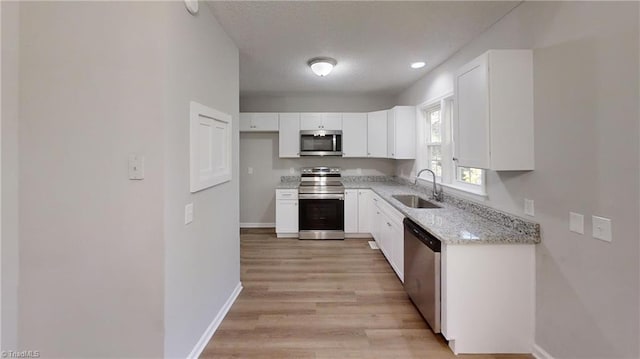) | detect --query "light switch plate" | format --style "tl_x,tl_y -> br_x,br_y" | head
248,167 -> 253,175
128,154 -> 145,180
569,212 -> 584,234
524,199 -> 535,216
185,203 -> 194,225
592,216 -> 612,242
